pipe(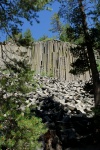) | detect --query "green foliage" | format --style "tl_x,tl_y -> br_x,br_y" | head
40,71 -> 47,76
0,1 -> 52,149
47,71 -> 54,77
50,11 -> 84,43
0,0 -> 51,35
69,44 -> 90,75
60,24 -> 75,43
7,29 -> 34,46
97,60 -> 100,72
58,0 -> 100,76
50,13 -> 62,37
0,111 -> 47,149
40,69 -> 53,77
70,58 -> 89,75
19,29 -> 34,46
0,60 -> 47,149
93,25 -> 100,49
38,35 -> 54,41
38,35 -> 49,41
